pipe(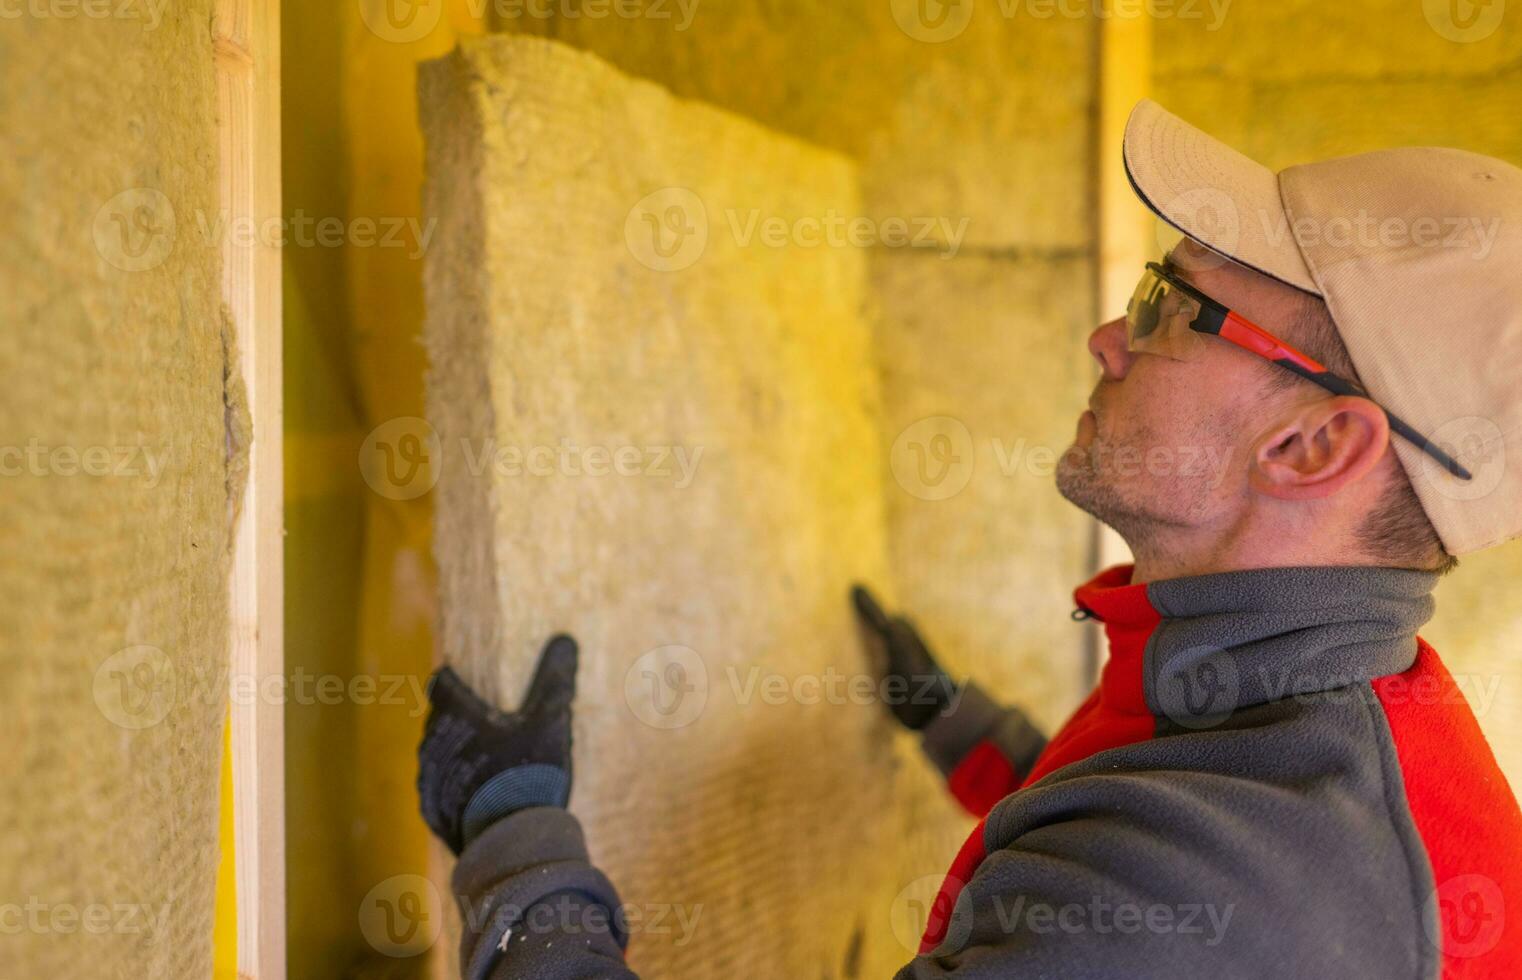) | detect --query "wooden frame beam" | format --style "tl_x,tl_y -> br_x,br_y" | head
215,0 -> 284,976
